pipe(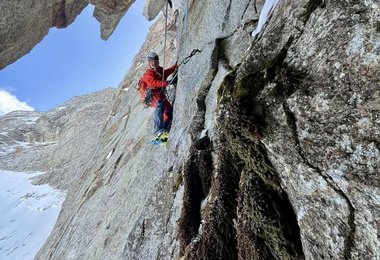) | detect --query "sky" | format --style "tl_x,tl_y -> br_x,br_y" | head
0,170 -> 64,259
0,1 -> 151,115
